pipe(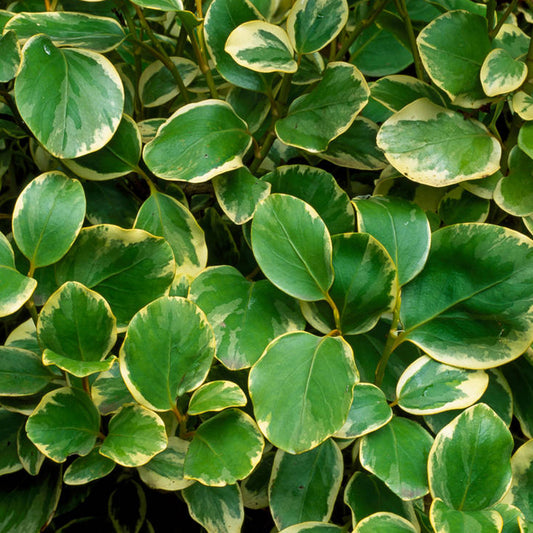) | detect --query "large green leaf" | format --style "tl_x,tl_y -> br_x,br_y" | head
55,224 -> 175,329
0,231 -> 36,317
269,439 -> 343,529
428,404 -> 513,511
251,194 -> 333,301
353,195 -> 430,286
400,224 -> 533,369
120,296 -> 216,411
430,498 -> 503,532
184,408 -> 264,486
26,387 -> 100,463
275,62 -> 369,152
5,11 -> 126,52
143,100 -> 252,182
354,512 -> 417,532
286,0 -> 348,54
189,265 -> 304,369
249,331 -> 357,453
37,281 -> 116,377
360,416 -> 433,500
15,35 -> 124,158
376,99 -> 501,187
183,482 -> 244,533
417,10 -> 492,107
502,439 -> 533,523
100,404 -> 167,467
301,233 -> 397,335
12,171 -> 85,268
